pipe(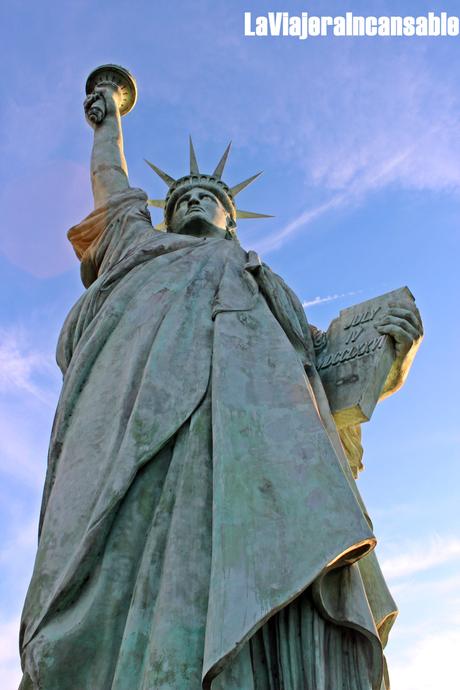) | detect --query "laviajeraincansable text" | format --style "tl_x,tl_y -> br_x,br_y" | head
244,11 -> 460,39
